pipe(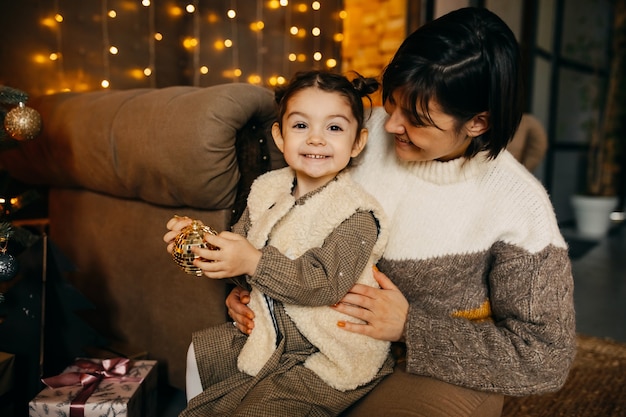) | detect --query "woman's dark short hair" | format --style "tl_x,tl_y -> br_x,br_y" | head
382,7 -> 523,159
